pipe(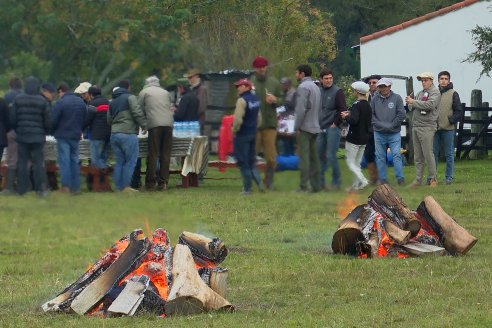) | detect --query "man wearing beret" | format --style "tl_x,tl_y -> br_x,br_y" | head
250,55 -> 283,189
405,72 -> 441,187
